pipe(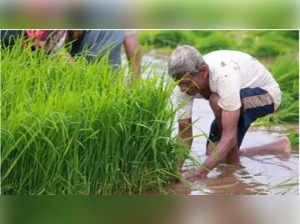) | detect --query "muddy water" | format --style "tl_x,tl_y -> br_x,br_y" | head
138,53 -> 299,195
